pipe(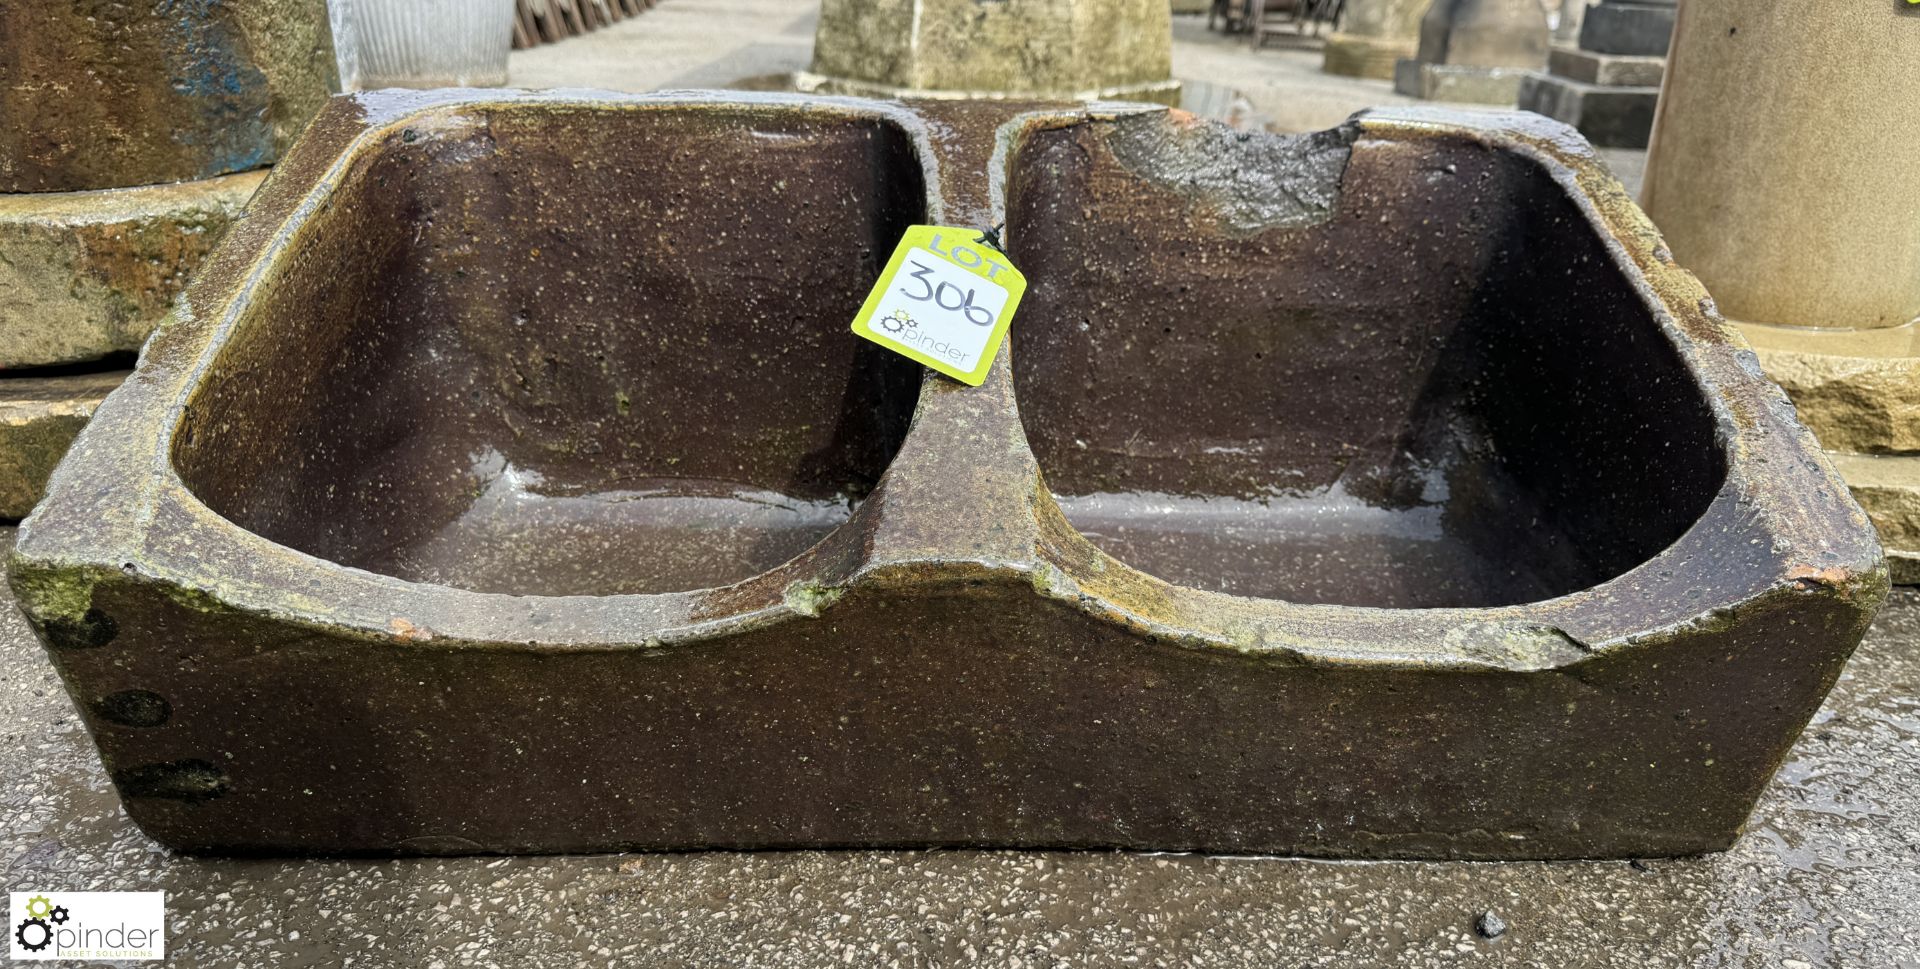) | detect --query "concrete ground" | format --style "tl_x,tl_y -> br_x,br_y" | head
4,4 -> 1912,967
